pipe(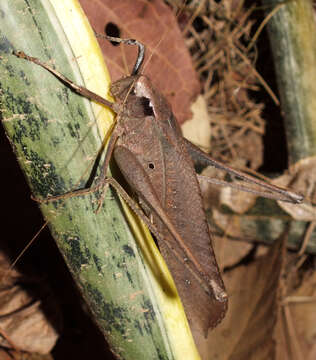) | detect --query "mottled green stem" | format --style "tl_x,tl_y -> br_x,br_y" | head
264,0 -> 316,164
